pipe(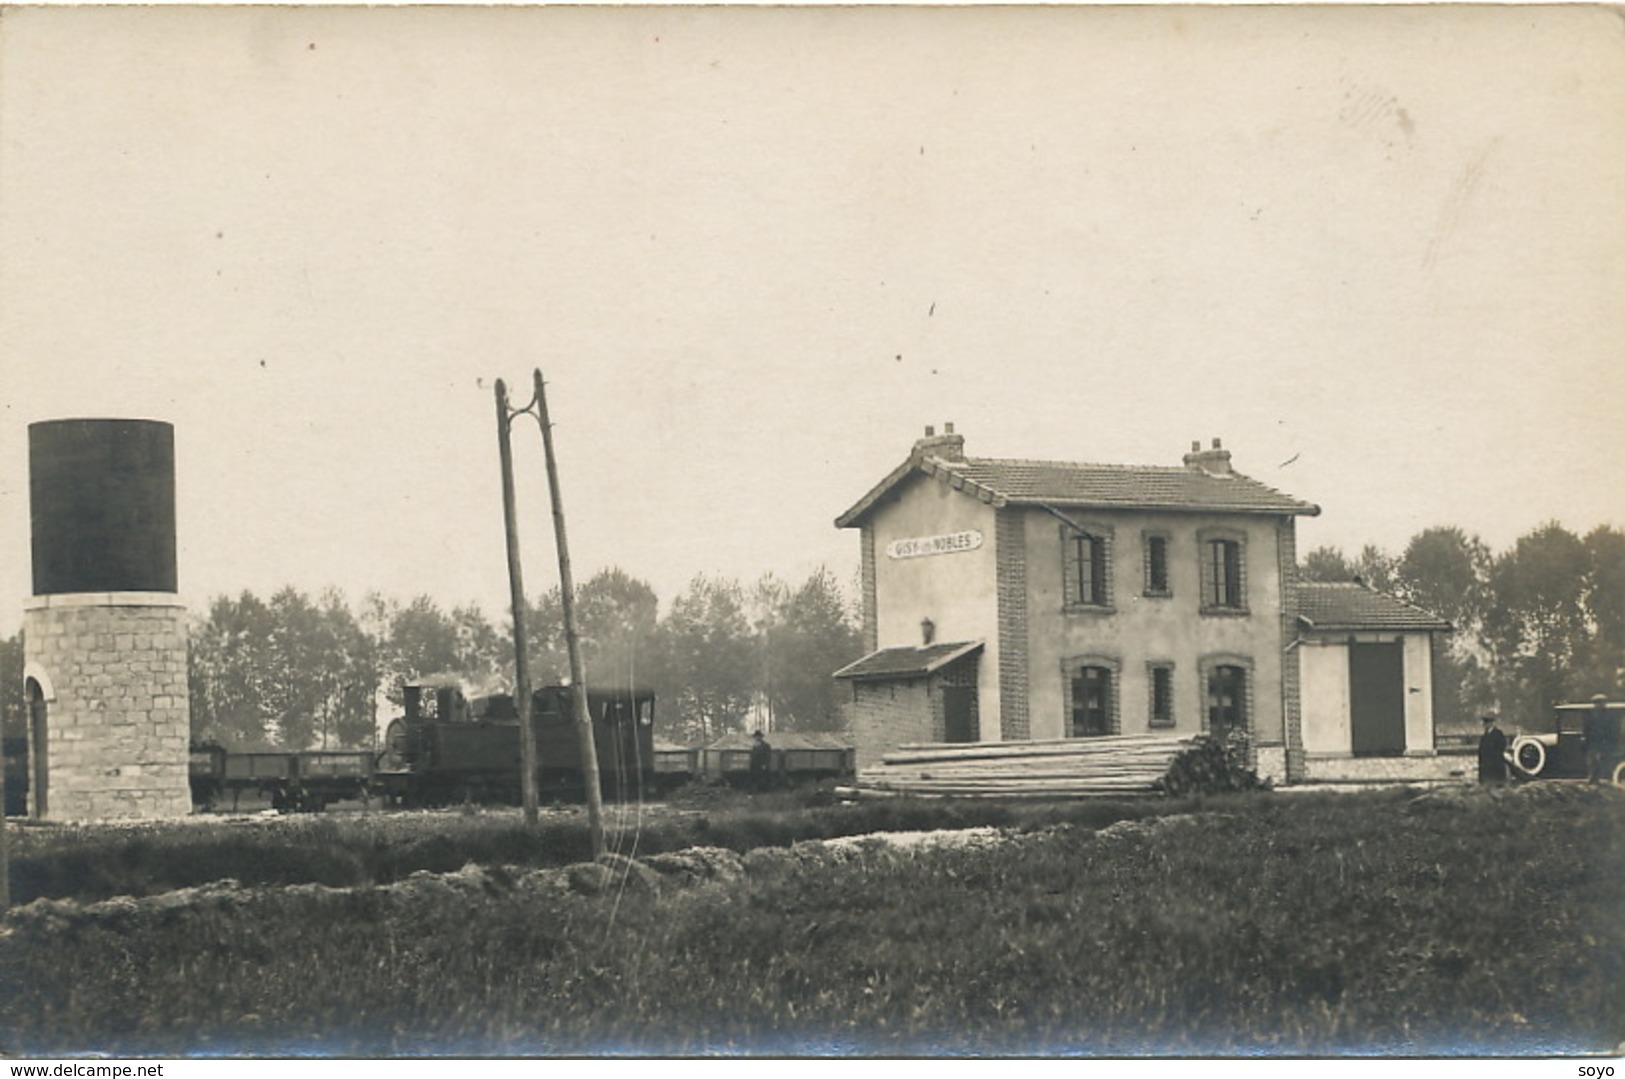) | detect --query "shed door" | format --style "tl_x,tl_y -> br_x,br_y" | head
1349,642 -> 1405,757
943,685 -> 978,743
